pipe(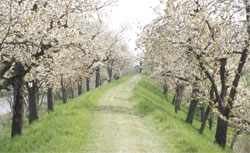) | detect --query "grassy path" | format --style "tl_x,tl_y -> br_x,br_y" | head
84,74 -> 166,152
0,75 -> 133,153
0,74 -> 233,153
